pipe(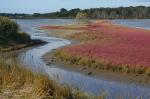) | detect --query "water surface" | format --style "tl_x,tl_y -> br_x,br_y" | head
112,19 -> 150,30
